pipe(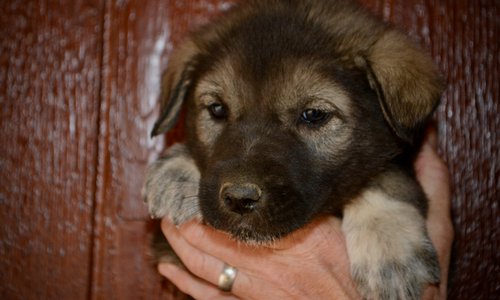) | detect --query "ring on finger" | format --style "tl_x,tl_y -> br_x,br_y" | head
218,263 -> 238,292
